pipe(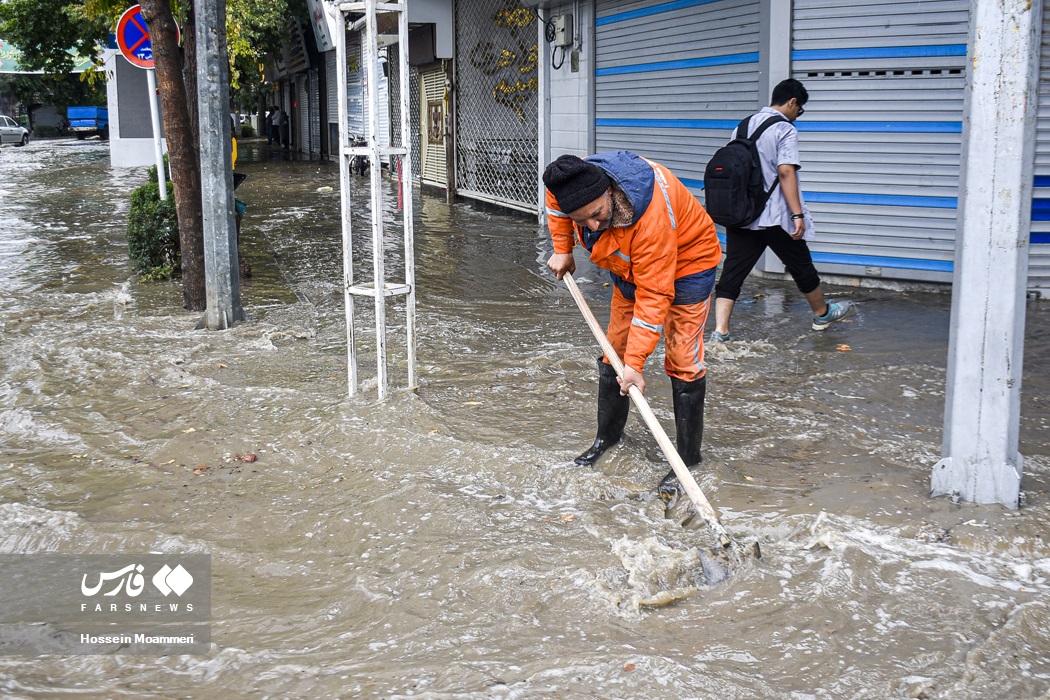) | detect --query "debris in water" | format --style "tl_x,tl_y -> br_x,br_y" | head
803,529 -> 844,551
698,548 -> 731,585
837,344 -> 852,352
596,536 -> 714,613
637,586 -> 697,607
